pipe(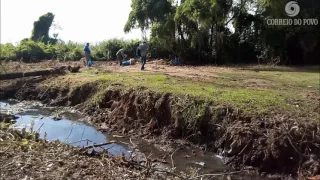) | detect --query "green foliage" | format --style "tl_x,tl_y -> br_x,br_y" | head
0,43 -> 17,60
124,0 -> 173,32
0,39 -> 141,61
16,40 -> 45,61
31,12 -> 55,44
92,39 -> 140,60
124,0 -> 320,65
2,1 -> 320,65
54,41 -> 84,61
